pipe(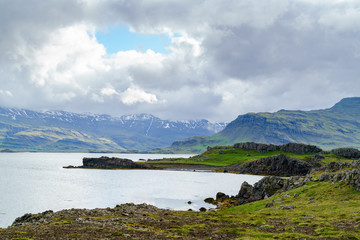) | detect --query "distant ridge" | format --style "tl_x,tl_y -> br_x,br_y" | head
166,97 -> 360,153
0,107 -> 226,151
329,97 -> 360,116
